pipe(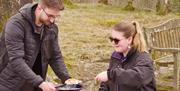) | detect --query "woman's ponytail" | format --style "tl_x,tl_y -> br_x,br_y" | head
132,21 -> 148,52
